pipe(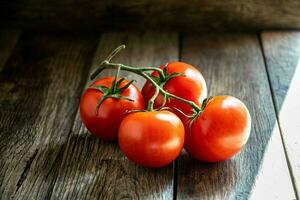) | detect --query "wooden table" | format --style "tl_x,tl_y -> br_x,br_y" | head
0,30 -> 300,200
